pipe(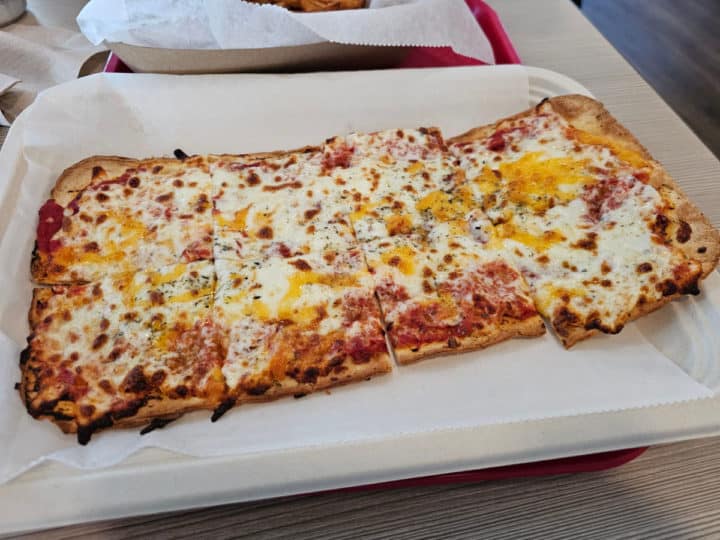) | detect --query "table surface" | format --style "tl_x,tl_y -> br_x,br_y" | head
4,0 -> 720,538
